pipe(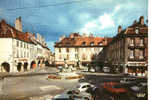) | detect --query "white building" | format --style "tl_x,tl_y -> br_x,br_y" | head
54,33 -> 111,67
0,17 -> 51,73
